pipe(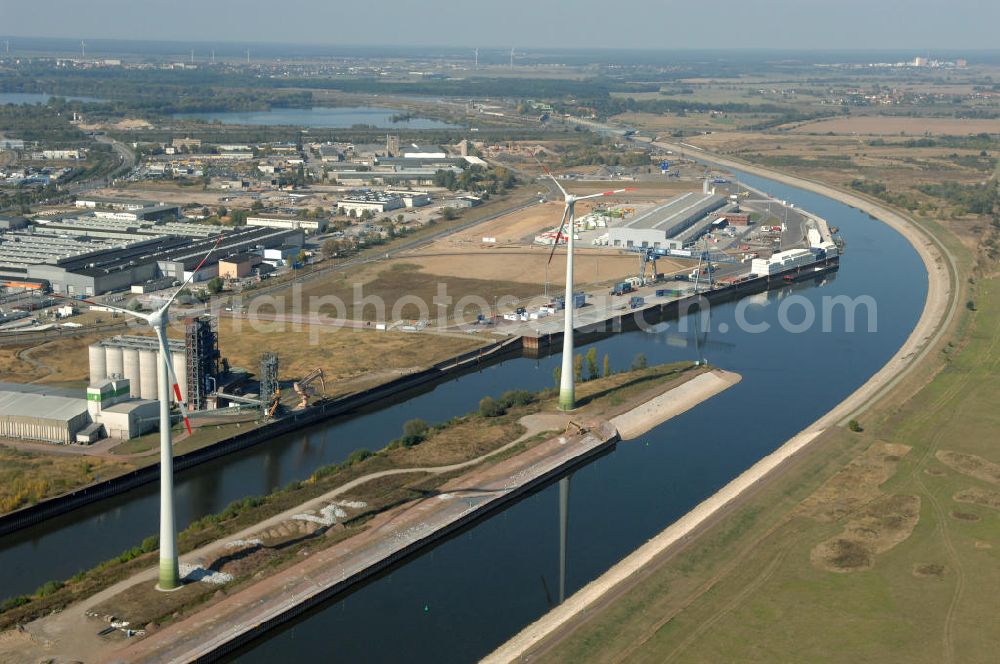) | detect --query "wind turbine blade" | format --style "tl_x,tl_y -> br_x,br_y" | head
533,155 -> 568,197
548,205 -> 571,265
159,234 -> 224,312
155,326 -> 192,435
575,187 -> 638,201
